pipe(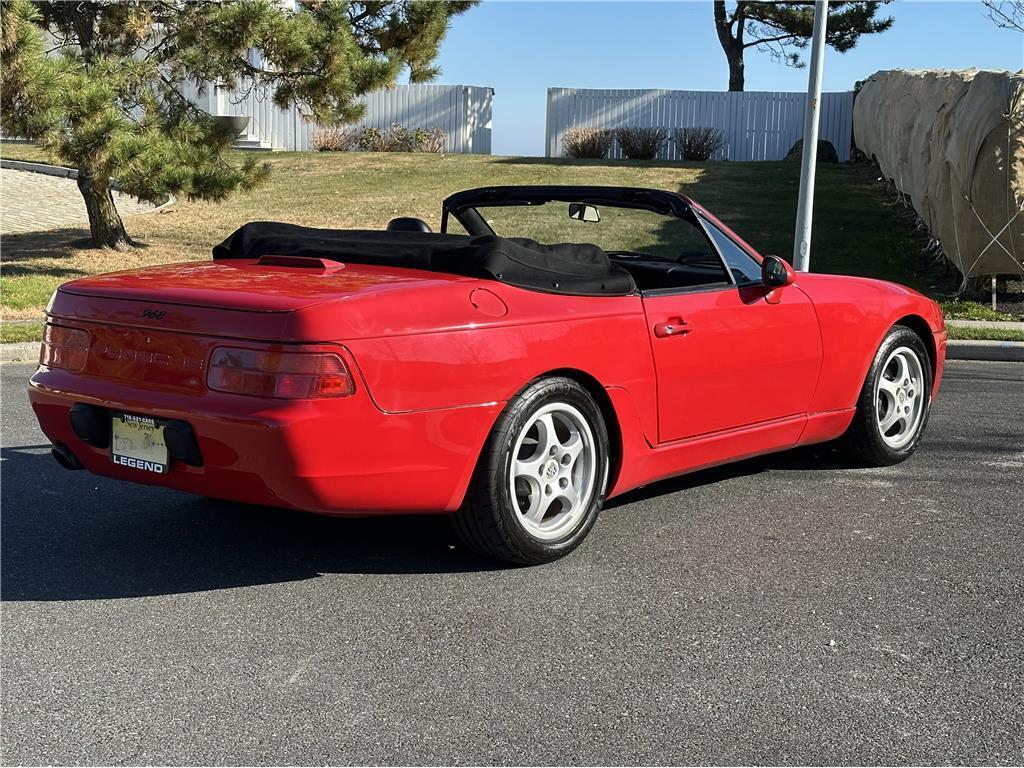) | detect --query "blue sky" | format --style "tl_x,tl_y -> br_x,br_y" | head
432,1 -> 1024,156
